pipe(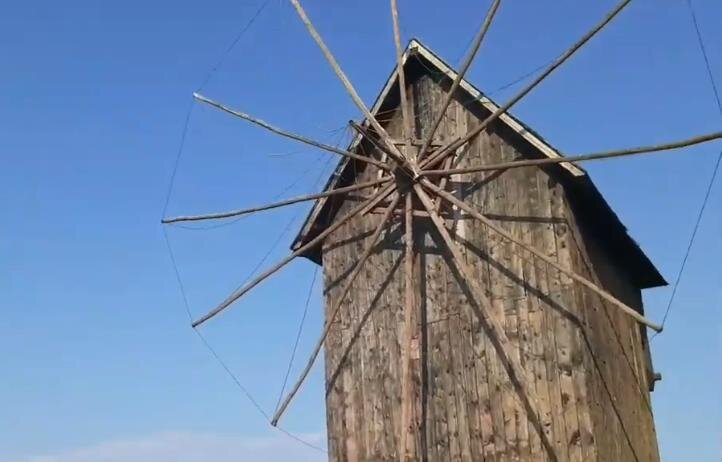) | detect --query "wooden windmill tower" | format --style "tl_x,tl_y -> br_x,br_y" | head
163,1 -> 722,460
